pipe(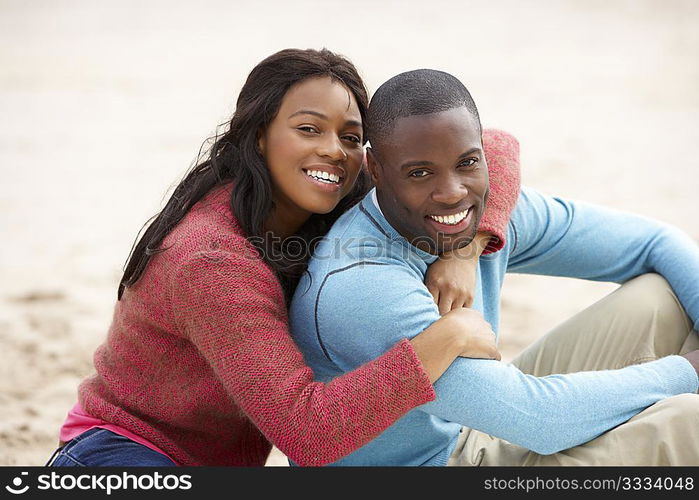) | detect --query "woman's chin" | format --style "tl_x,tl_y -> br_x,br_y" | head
307,203 -> 338,216
299,195 -> 342,216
